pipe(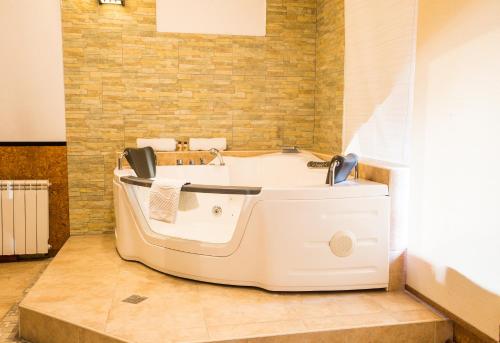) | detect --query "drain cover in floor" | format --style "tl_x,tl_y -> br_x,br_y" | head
122,294 -> 148,304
